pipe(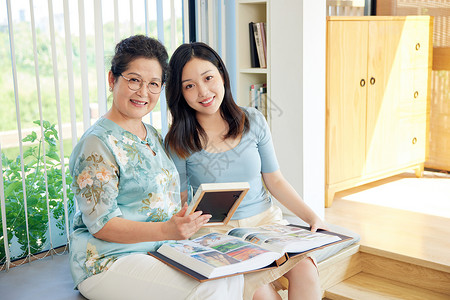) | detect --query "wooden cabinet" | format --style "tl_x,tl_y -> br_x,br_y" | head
325,16 -> 433,207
